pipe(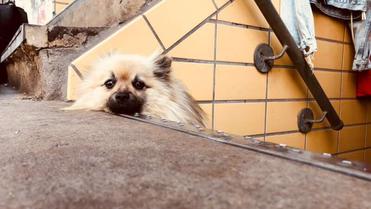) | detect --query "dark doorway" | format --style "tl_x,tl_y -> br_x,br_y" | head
0,1 -> 28,84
